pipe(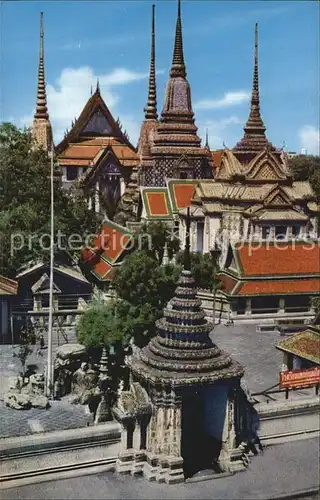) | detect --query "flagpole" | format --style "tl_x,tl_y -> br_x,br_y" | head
46,143 -> 54,398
